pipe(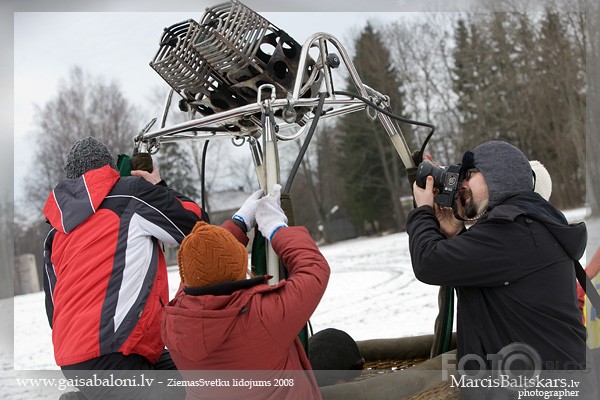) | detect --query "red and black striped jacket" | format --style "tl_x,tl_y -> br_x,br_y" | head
43,165 -> 204,366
